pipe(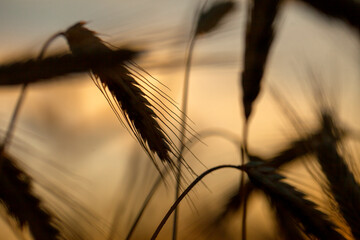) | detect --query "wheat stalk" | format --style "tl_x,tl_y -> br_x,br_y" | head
150,161 -> 345,240
151,164 -> 242,240
172,2 -> 236,238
